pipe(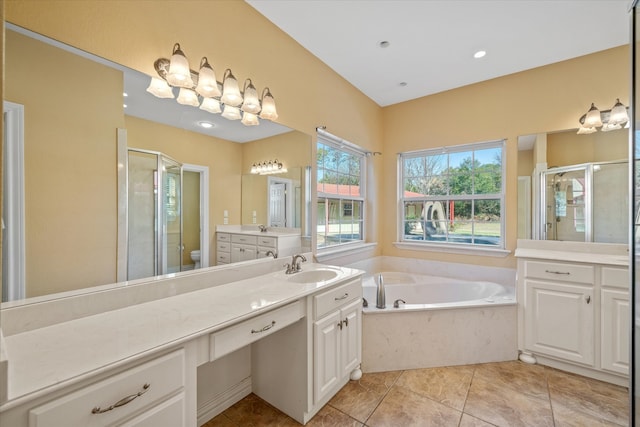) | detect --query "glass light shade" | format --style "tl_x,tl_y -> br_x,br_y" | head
576,126 -> 597,135
241,80 -> 261,114
176,88 -> 199,107
584,103 -> 602,128
608,99 -> 628,125
241,112 -> 259,126
166,44 -> 194,88
221,70 -> 243,107
146,77 -> 175,98
601,122 -> 622,132
259,89 -> 278,120
200,97 -> 222,114
251,164 -> 258,174
221,105 -> 241,120
195,57 -> 221,98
